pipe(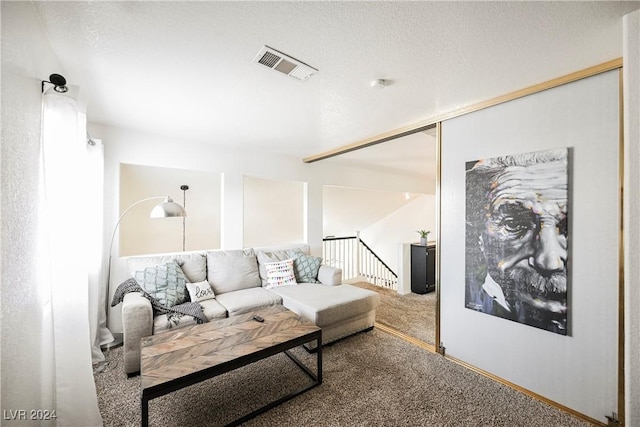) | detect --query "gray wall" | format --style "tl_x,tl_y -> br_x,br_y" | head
440,70 -> 620,422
